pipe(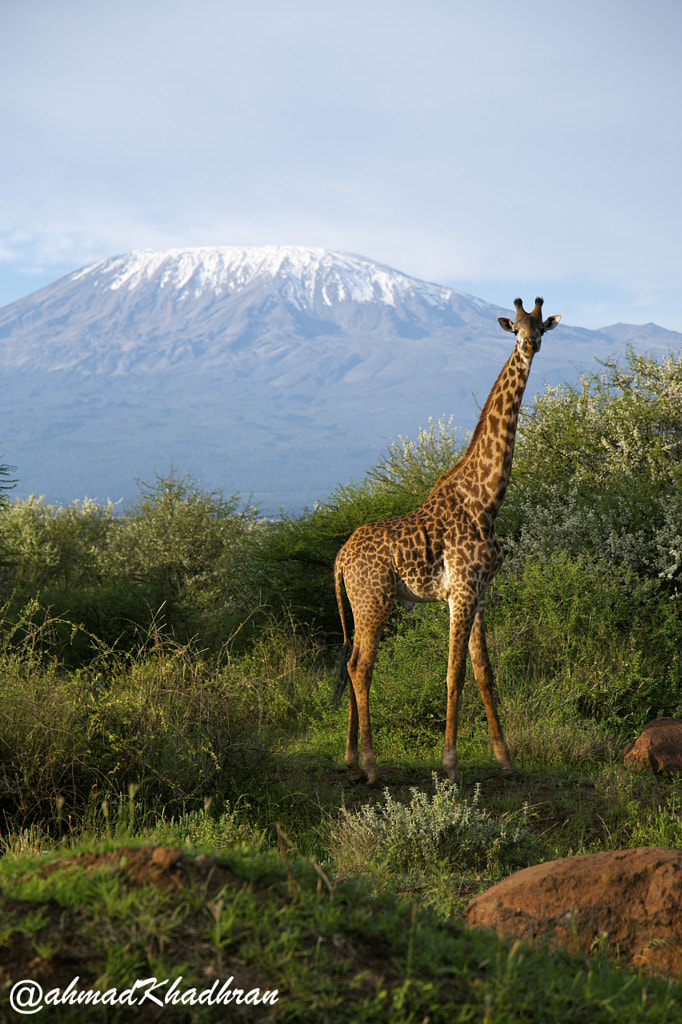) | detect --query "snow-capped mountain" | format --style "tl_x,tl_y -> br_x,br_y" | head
0,246 -> 679,510
0,246 -> 498,377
